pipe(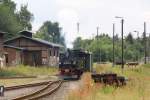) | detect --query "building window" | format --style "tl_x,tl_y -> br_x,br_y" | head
5,54 -> 8,63
54,50 -> 55,57
56,50 -> 57,57
56,50 -> 59,57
